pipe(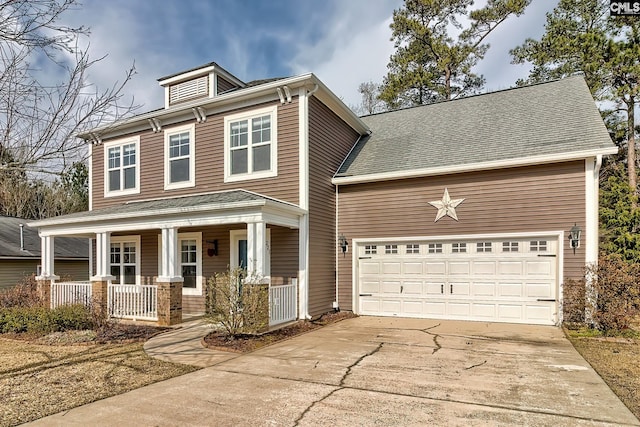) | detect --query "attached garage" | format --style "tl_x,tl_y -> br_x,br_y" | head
355,235 -> 560,325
